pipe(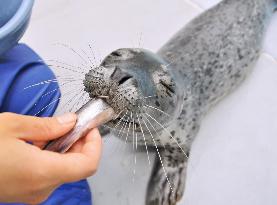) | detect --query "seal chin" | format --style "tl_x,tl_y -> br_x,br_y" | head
83,48 -> 183,134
